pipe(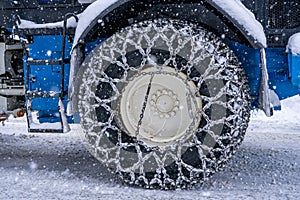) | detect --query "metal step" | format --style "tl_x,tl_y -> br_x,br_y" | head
23,14 -> 78,134
26,91 -> 61,98
25,59 -> 69,133
26,98 -> 70,133
26,59 -> 70,66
